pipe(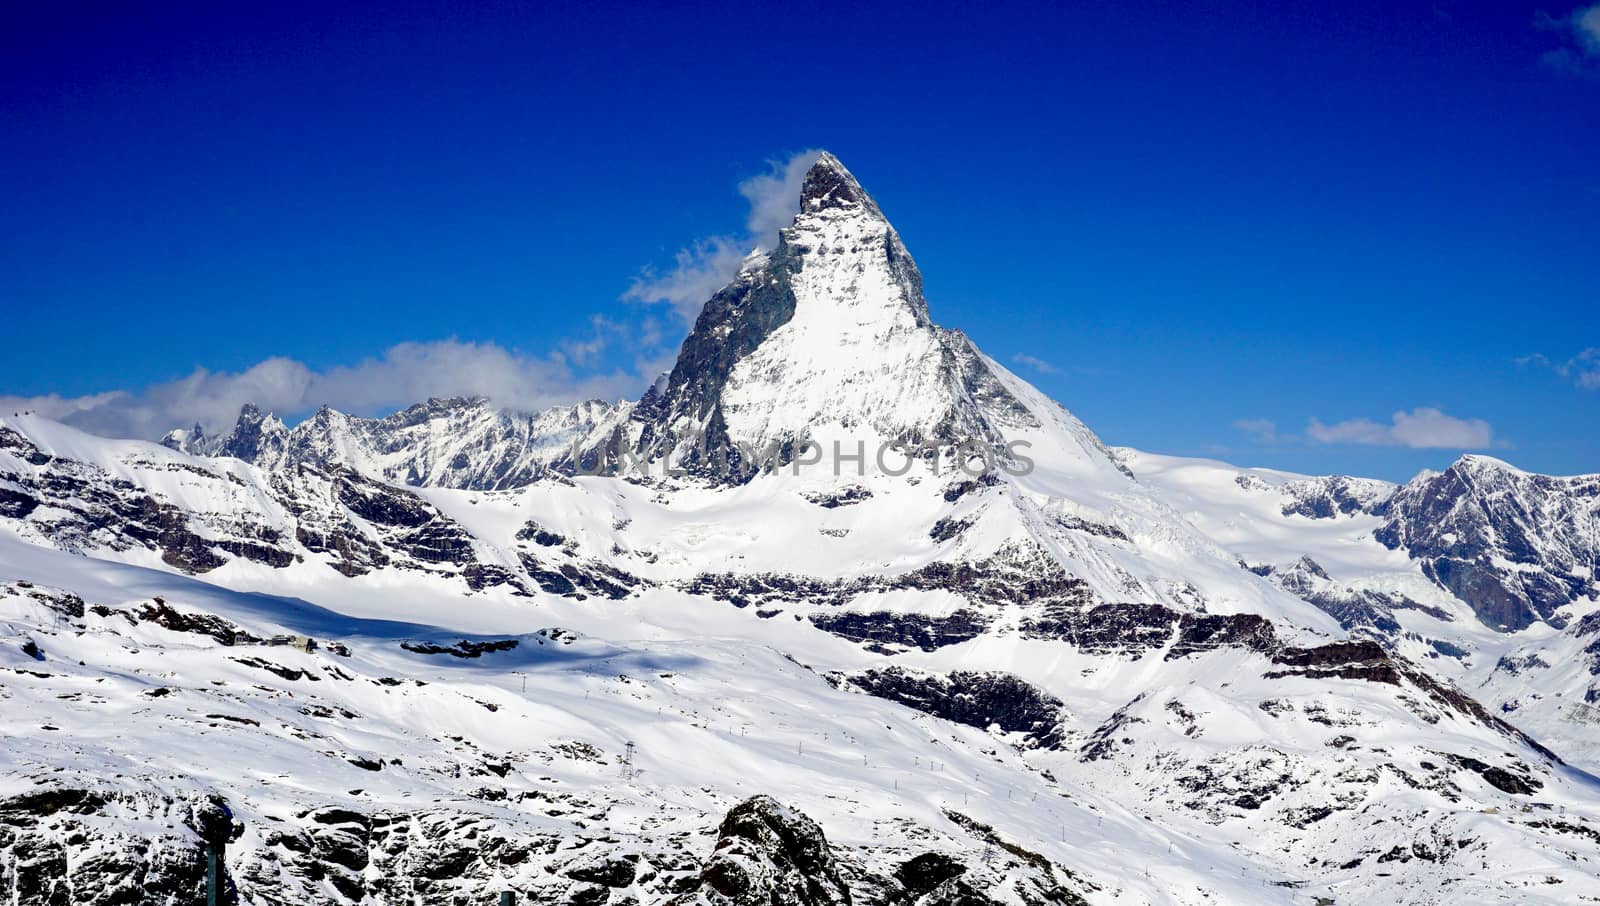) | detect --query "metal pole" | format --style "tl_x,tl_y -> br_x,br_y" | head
207,840 -> 224,906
